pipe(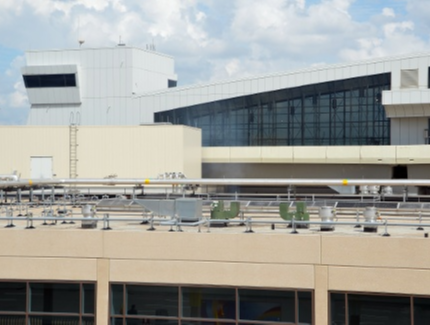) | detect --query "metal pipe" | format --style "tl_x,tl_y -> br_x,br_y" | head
2,177 -> 430,188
